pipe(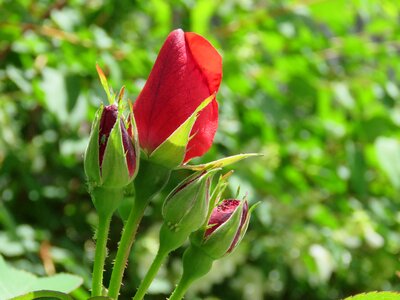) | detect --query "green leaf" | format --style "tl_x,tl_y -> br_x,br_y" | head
11,290 -> 72,300
180,153 -> 262,171
0,255 -> 82,299
344,292 -> 400,300
375,137 -> 400,189
149,94 -> 214,168
6,65 -> 32,94
41,68 -> 68,123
